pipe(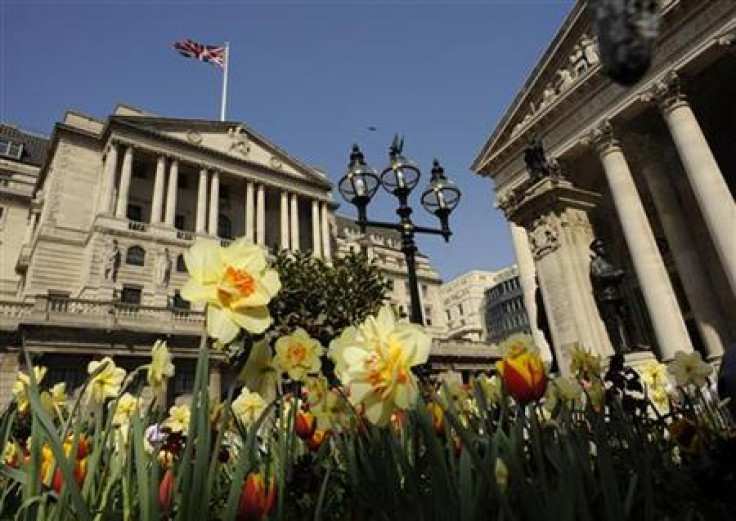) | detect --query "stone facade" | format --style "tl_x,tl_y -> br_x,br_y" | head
334,215 -> 446,338
473,0 -> 736,373
0,105 -> 337,406
441,270 -> 499,342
